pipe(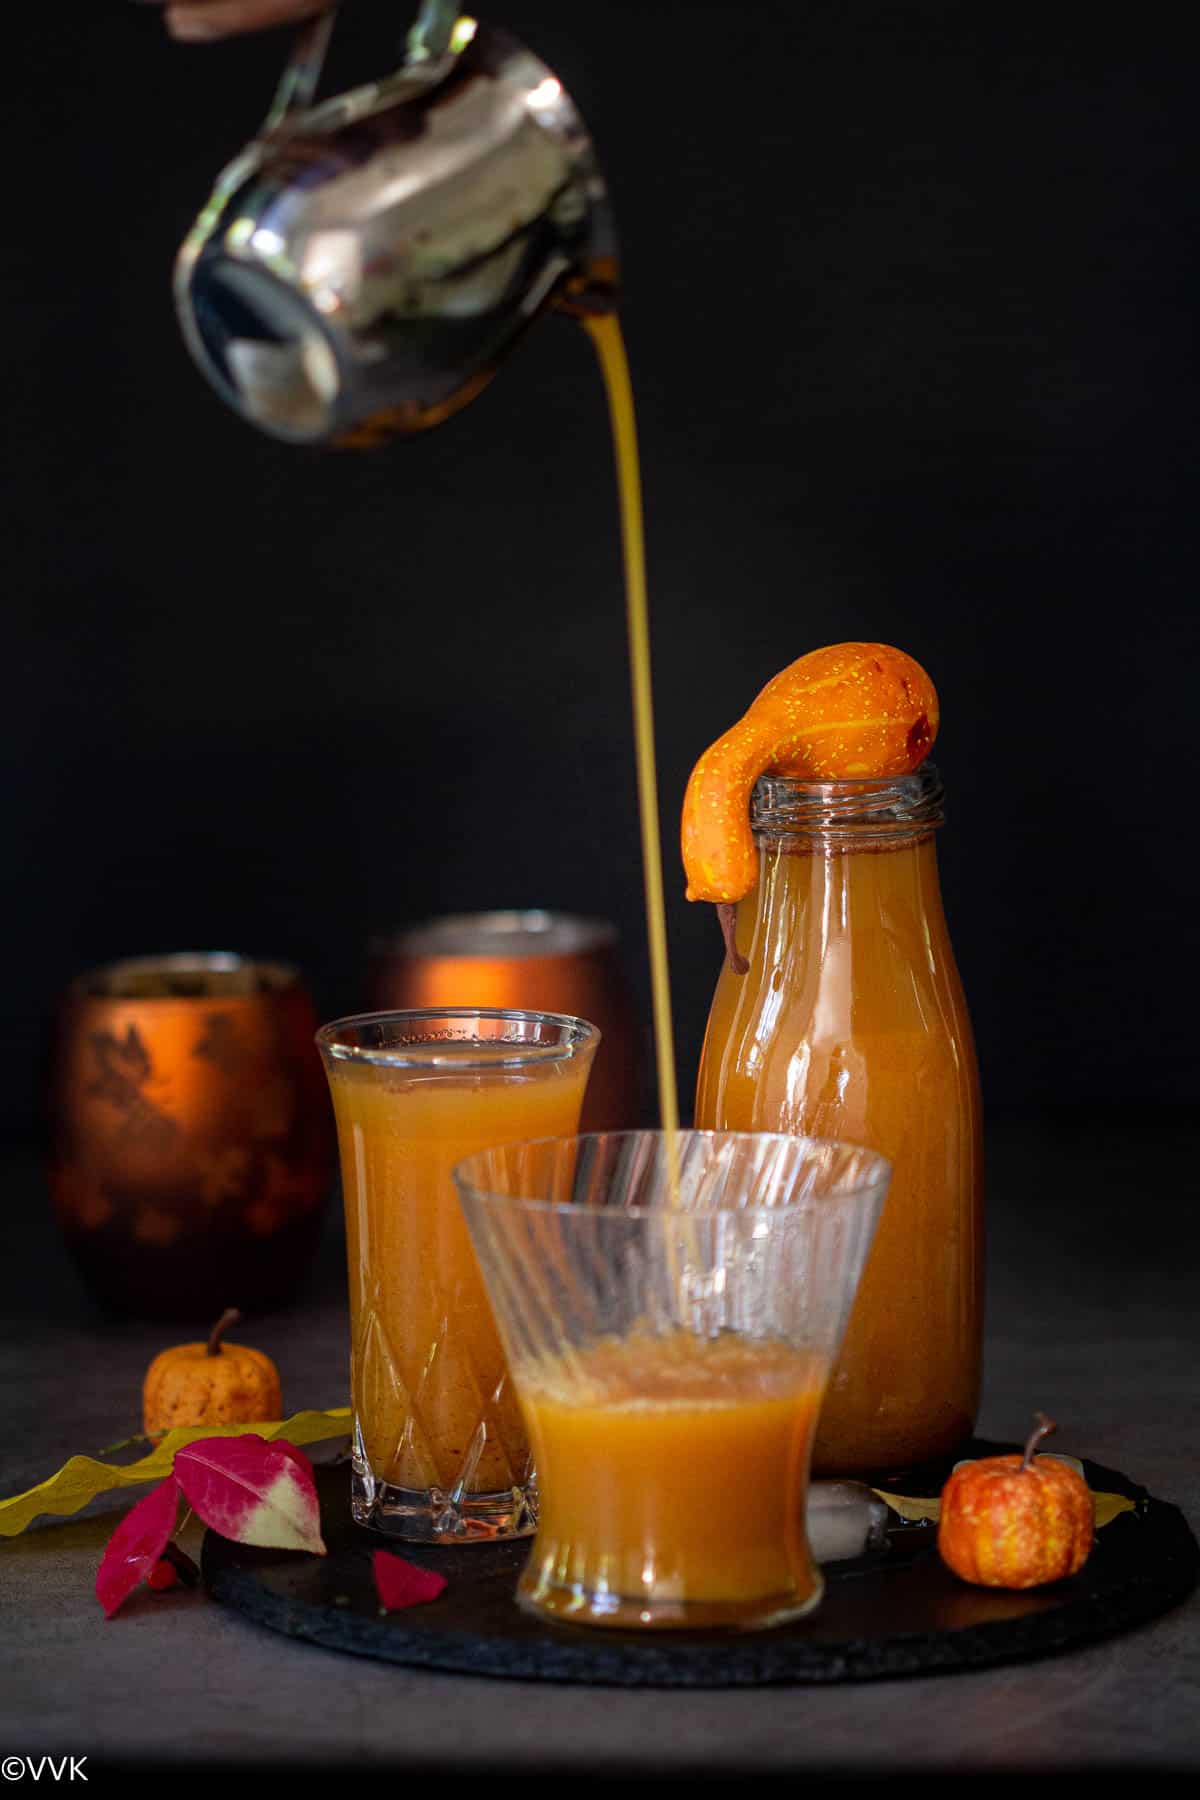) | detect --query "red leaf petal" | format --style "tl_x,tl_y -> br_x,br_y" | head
96,1477 -> 180,1618
373,1549 -> 448,1611
174,1435 -> 325,1555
